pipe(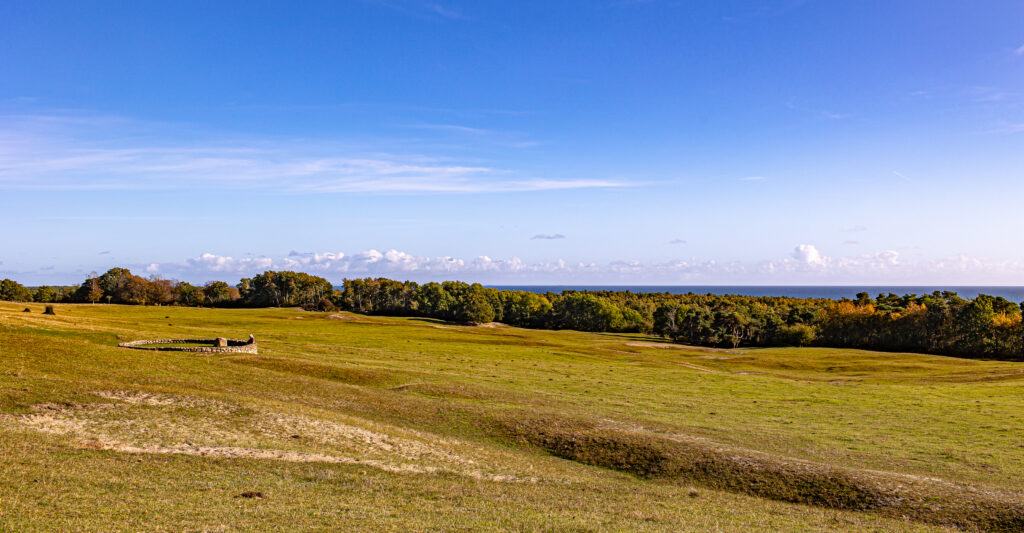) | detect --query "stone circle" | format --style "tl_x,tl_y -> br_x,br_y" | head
118,334 -> 258,354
